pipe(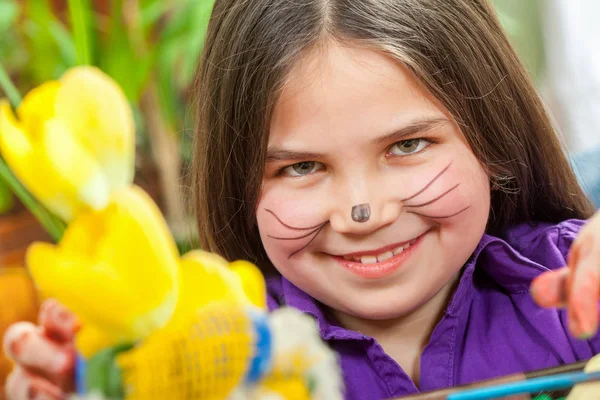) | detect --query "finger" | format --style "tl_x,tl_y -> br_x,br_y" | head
567,233 -> 600,339
531,268 -> 569,308
38,300 -> 79,343
3,322 -> 74,377
5,366 -> 65,400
